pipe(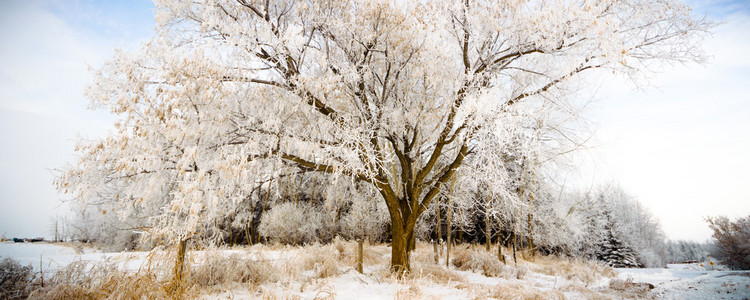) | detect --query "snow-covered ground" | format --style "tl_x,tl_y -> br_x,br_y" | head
0,241 -> 148,274
3,241 -> 750,299
616,264 -> 750,299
